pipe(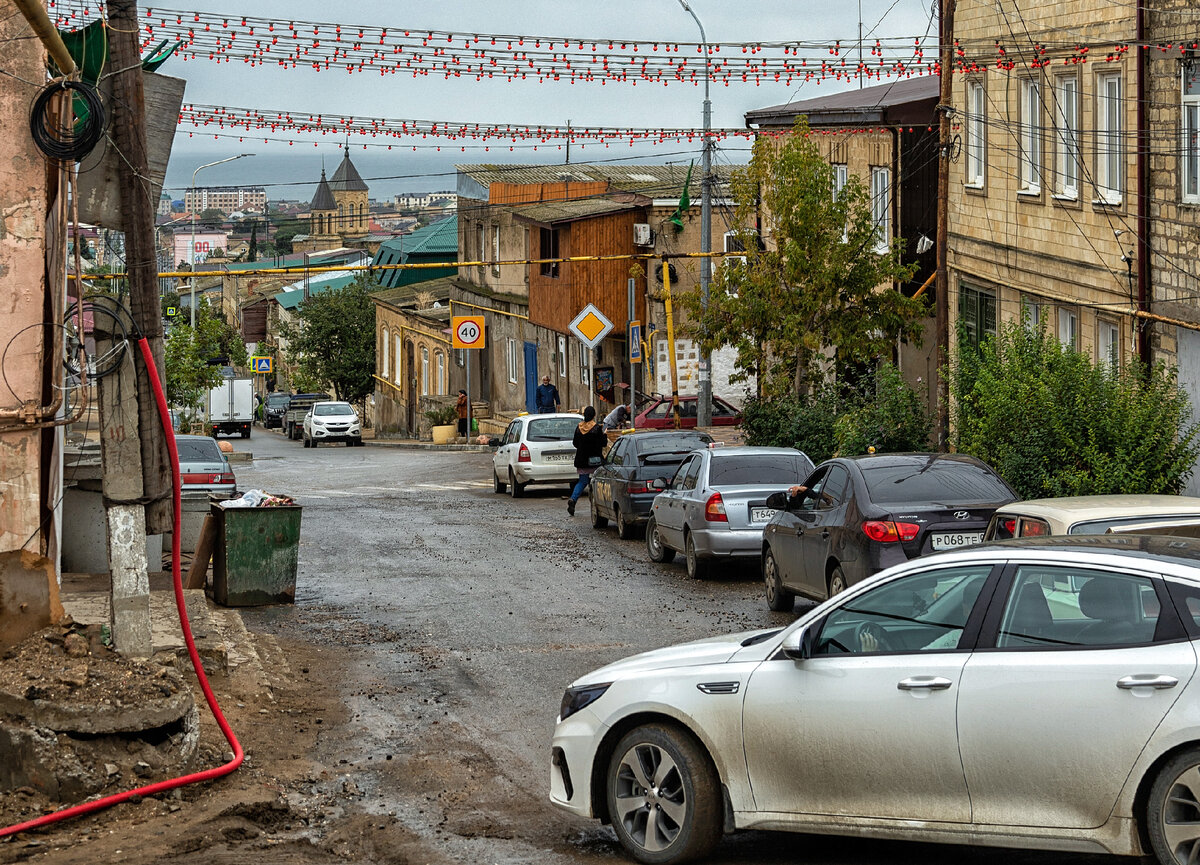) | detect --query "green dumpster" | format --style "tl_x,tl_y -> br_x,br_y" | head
210,501 -> 302,606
